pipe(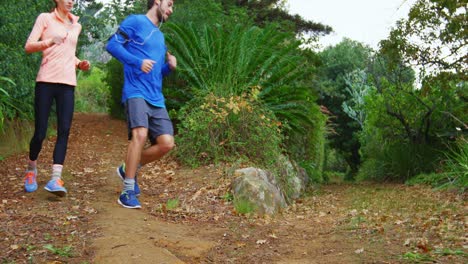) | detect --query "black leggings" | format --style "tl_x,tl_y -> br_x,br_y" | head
29,82 -> 75,165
